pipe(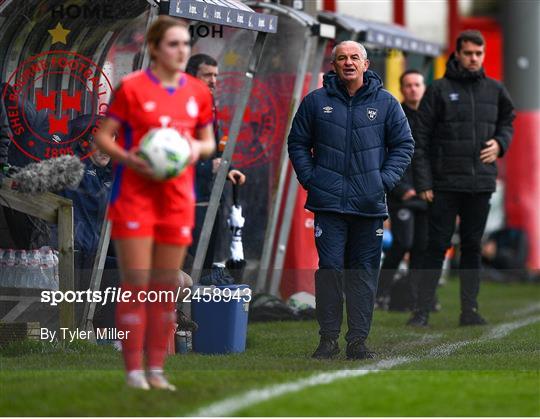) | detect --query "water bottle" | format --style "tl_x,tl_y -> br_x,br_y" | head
17,250 -> 28,288
12,250 -> 21,287
5,249 -> 16,287
176,331 -> 189,354
28,250 -> 41,289
39,247 -> 49,288
52,250 -> 60,291
37,249 -> 49,289
0,249 -> 6,287
7,249 -> 16,287
40,248 -> 56,290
